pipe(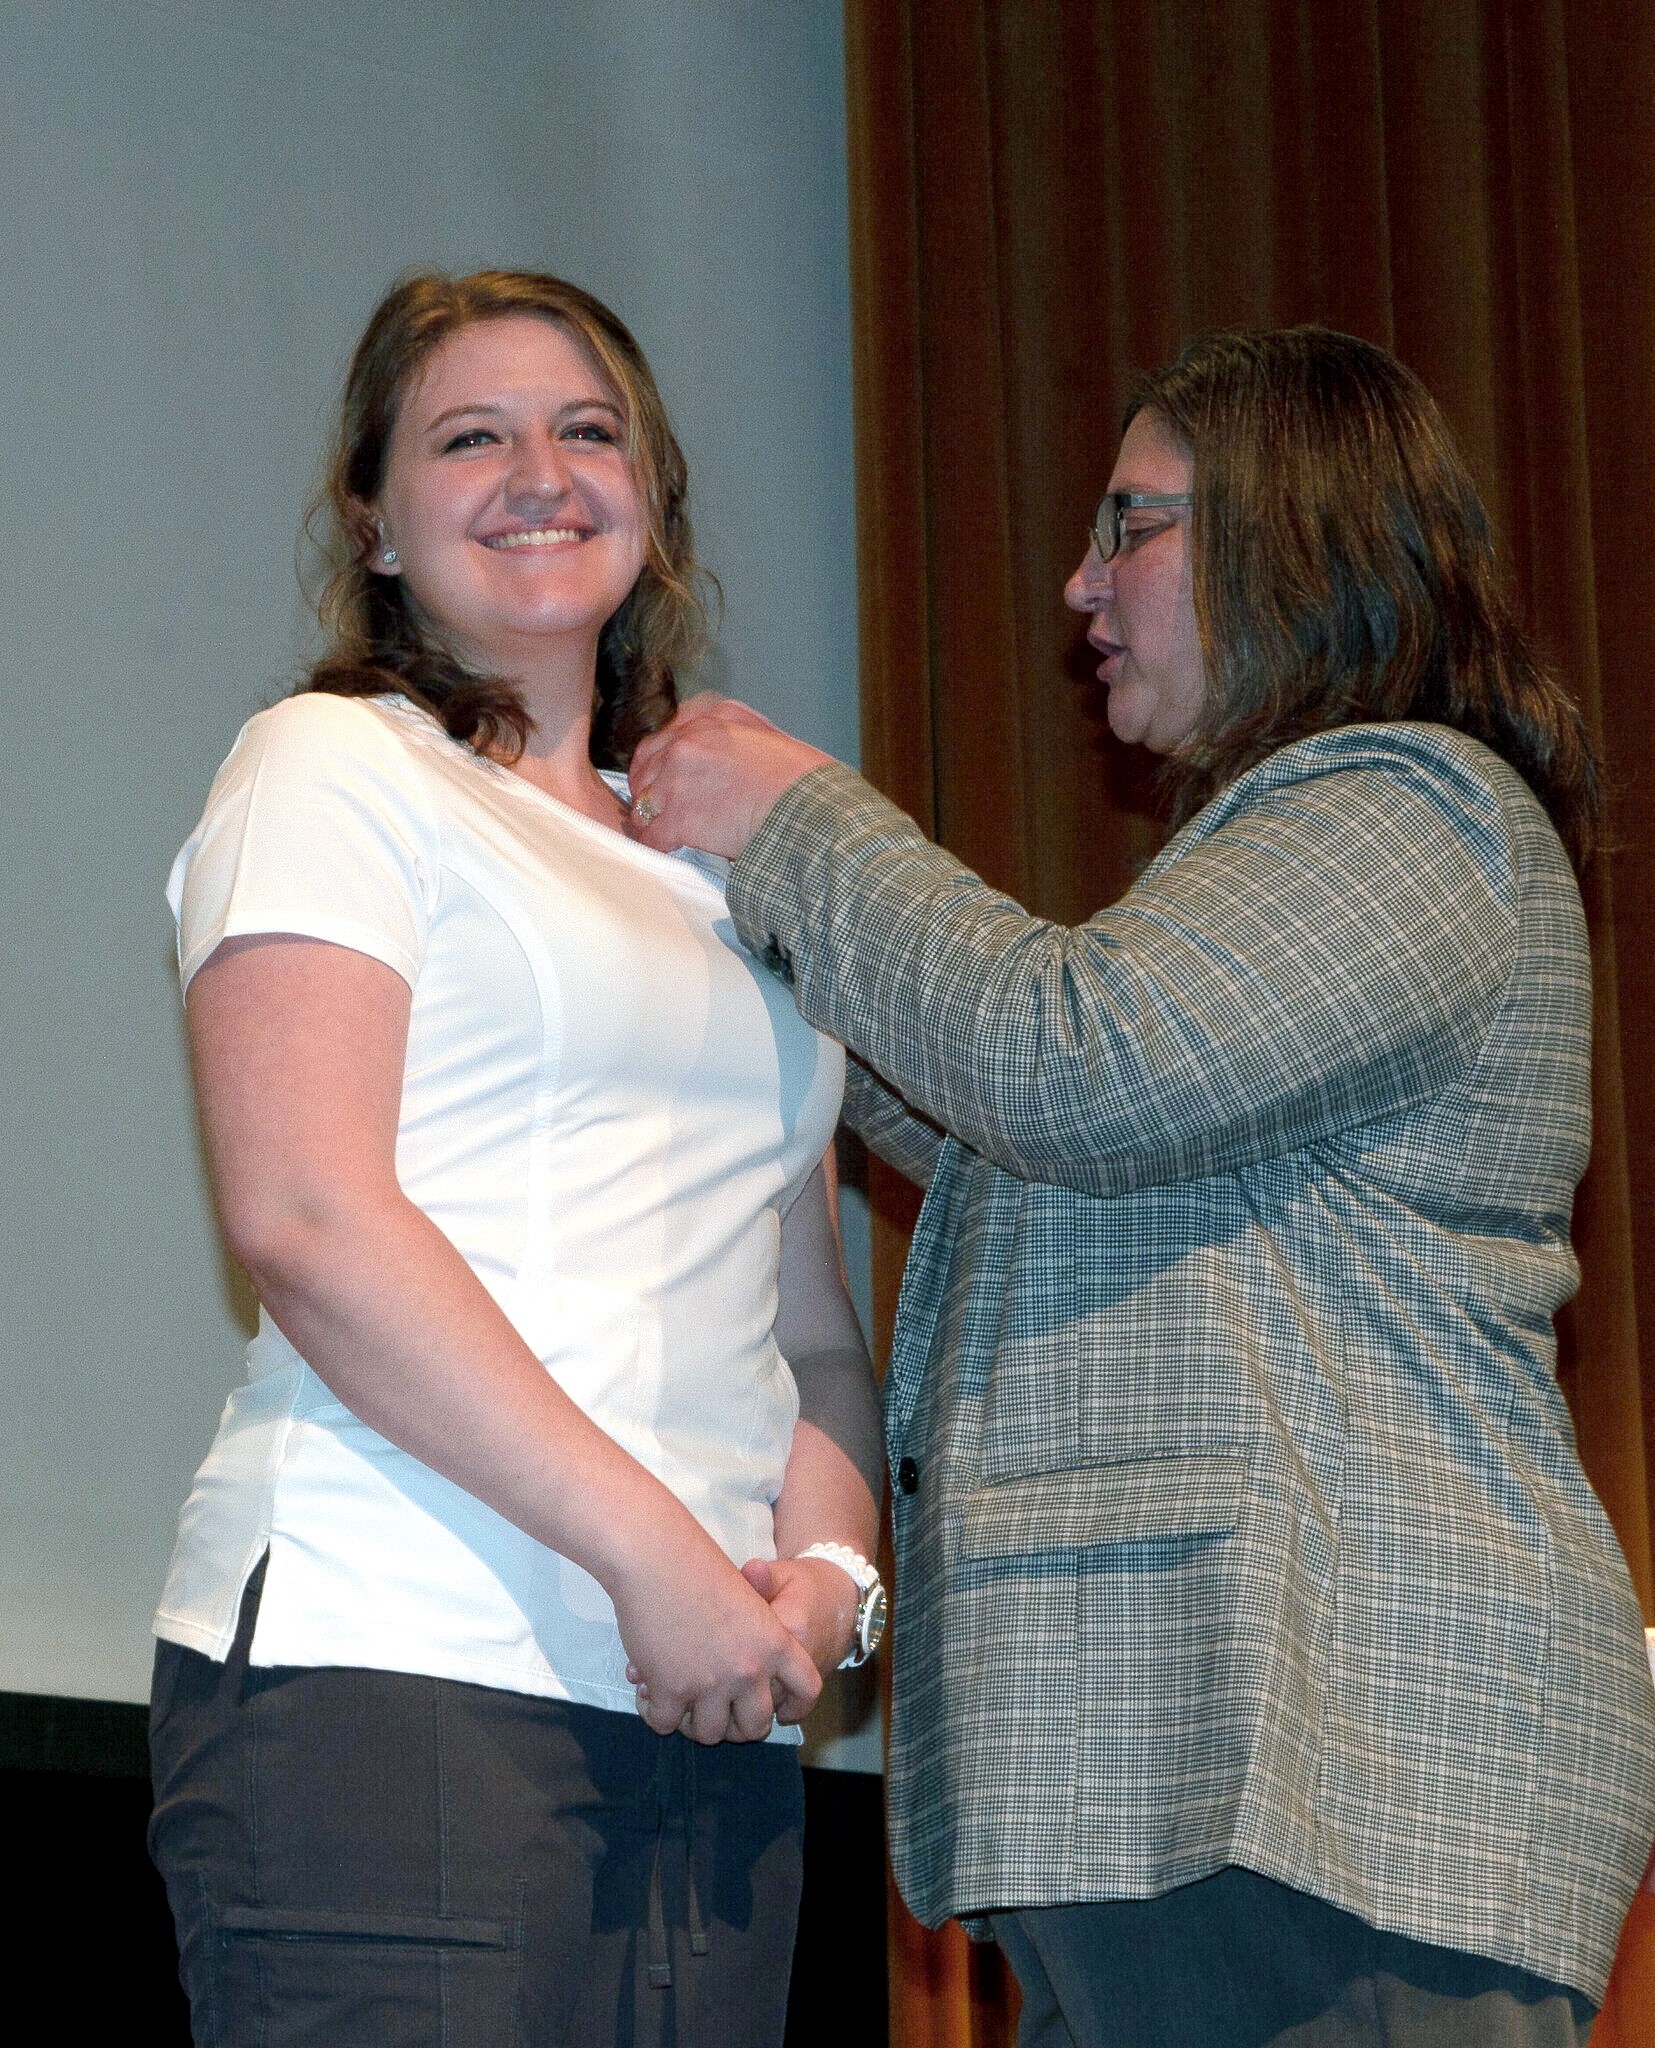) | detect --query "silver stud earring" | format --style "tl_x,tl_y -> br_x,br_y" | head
381,545 -> 398,565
